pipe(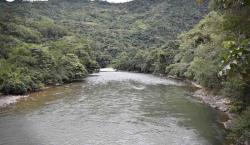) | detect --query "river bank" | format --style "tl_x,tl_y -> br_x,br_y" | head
0,70 -> 234,130
193,88 -> 235,130
0,68 -> 115,108
167,75 -> 235,131
167,74 -> 235,129
0,71 -> 228,145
